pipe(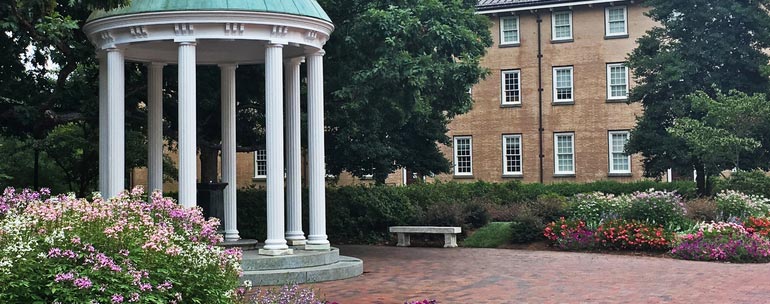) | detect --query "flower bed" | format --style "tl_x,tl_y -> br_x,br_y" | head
0,187 -> 242,303
671,222 -> 770,263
